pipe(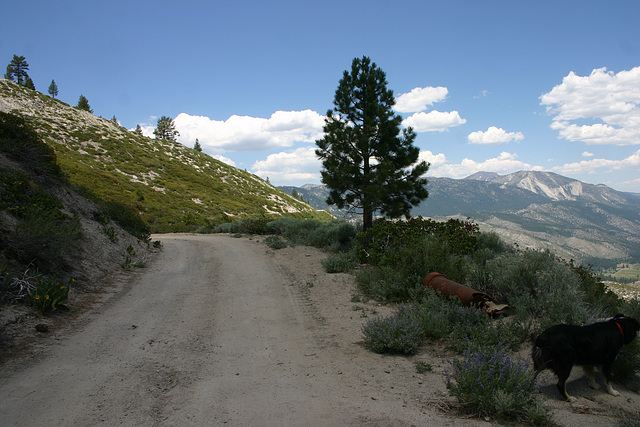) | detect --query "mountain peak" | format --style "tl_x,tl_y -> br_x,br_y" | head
464,171 -> 502,181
